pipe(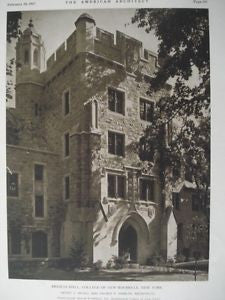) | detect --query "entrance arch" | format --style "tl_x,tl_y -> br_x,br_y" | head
32,231 -> 48,258
114,213 -> 150,264
119,224 -> 137,261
